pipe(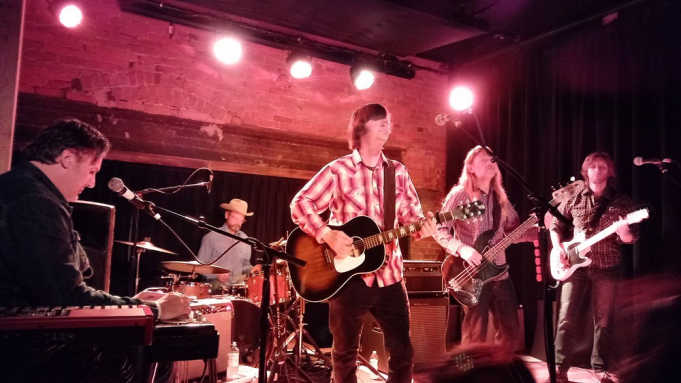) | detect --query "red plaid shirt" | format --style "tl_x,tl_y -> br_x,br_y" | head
551,185 -> 639,269
290,150 -> 425,287
435,185 -> 536,268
